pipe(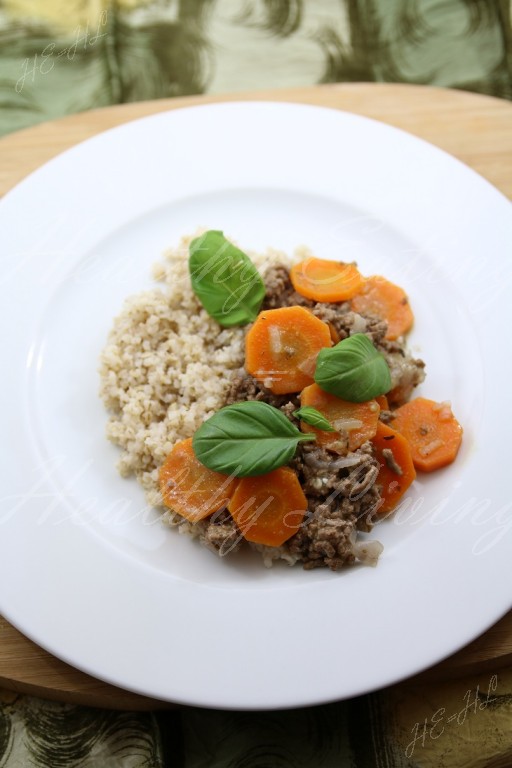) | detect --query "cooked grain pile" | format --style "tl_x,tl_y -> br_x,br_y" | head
99,234 -> 293,510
